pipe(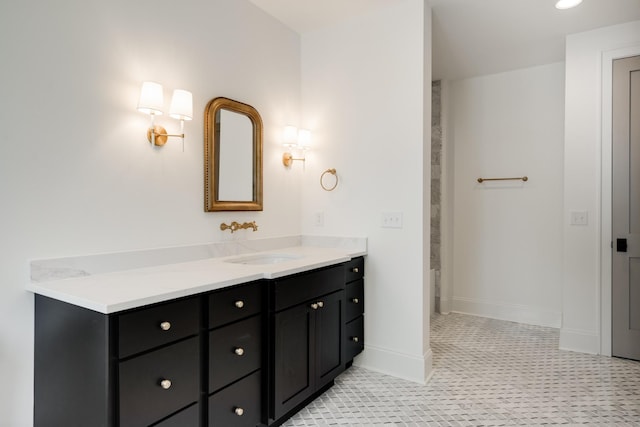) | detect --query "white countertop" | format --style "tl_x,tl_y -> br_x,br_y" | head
27,244 -> 365,314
